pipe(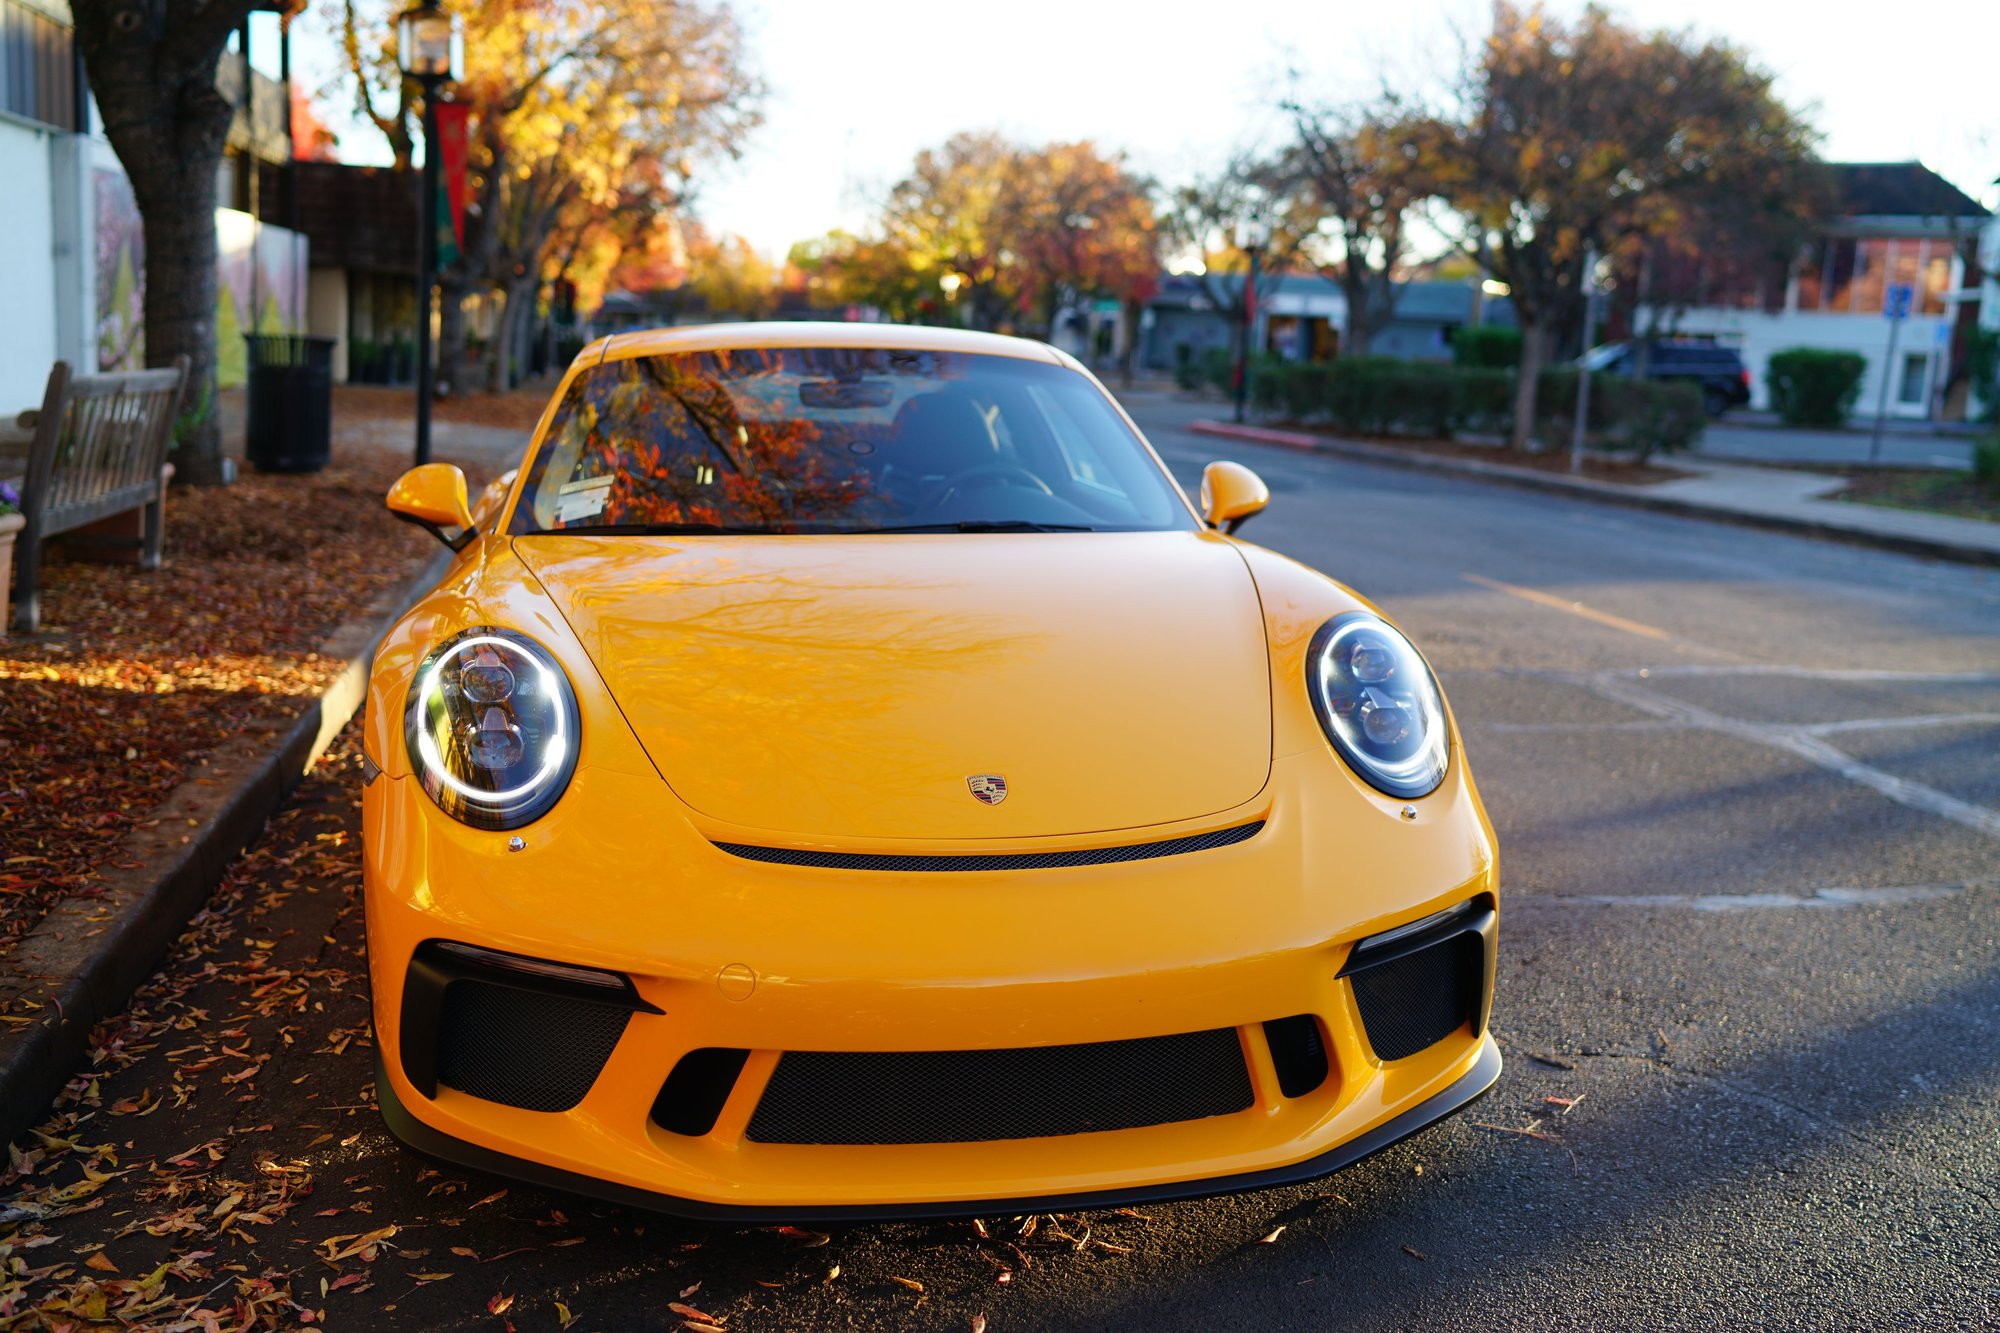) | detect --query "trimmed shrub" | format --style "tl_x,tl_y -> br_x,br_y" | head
1241,354 -> 1704,456
1965,326 -> 1999,424
1767,348 -> 1866,427
1452,367 -> 1515,436
1452,325 -> 1523,369
1172,356 -> 1203,391
1974,435 -> 2000,496
1202,346 -> 1235,394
